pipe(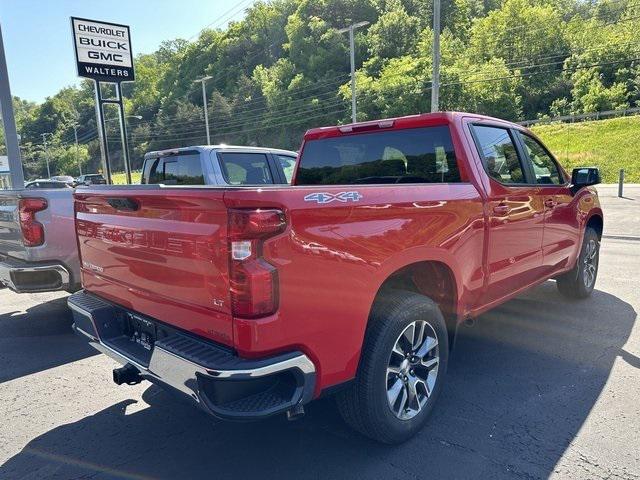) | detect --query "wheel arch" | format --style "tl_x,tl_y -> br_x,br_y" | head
586,212 -> 603,239
371,259 -> 461,349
